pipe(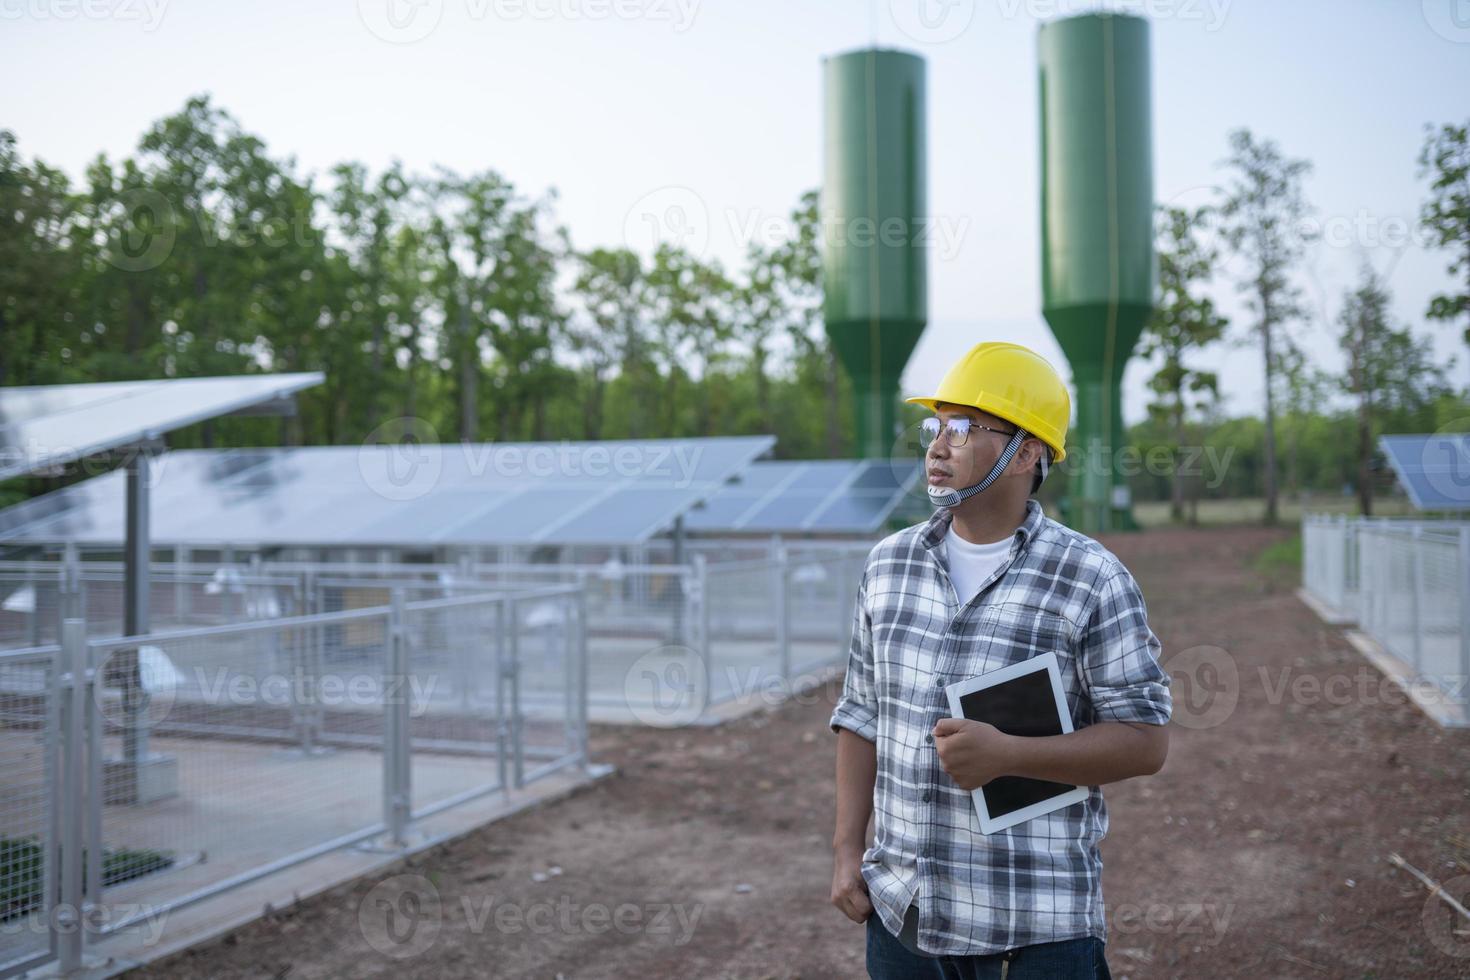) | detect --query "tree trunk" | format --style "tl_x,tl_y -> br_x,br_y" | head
1260,312 -> 1279,526
825,350 -> 842,458
1170,406 -> 1185,523
458,305 -> 477,442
